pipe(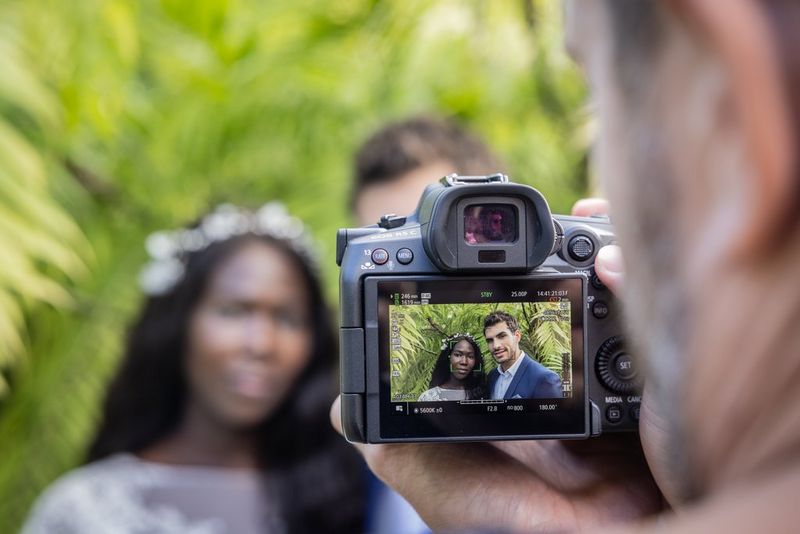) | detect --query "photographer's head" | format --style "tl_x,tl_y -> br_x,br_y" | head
483,312 -> 522,372
567,0 -> 800,502
352,115 -> 503,225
